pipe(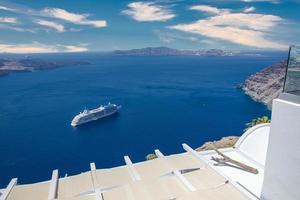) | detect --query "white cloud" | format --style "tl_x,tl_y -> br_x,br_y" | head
0,17 -> 18,24
35,19 -> 65,32
62,45 -> 88,52
0,5 -> 16,11
154,30 -> 199,43
42,8 -> 107,28
0,5 -> 107,31
244,6 -> 256,13
122,2 -> 175,22
0,24 -> 35,33
242,0 -> 280,3
190,5 -> 230,15
0,42 -> 88,53
169,11 -> 287,49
